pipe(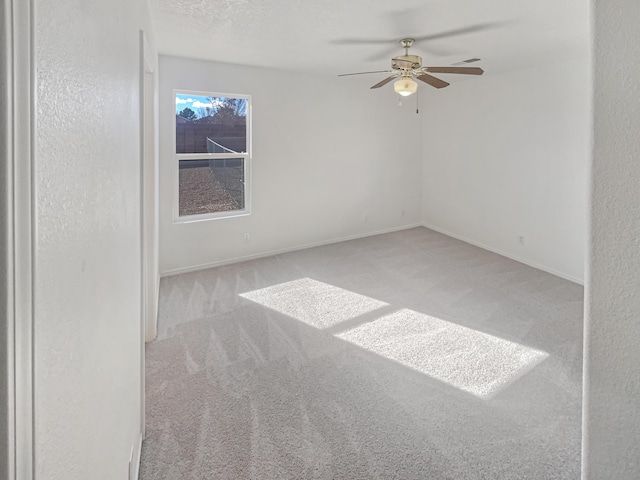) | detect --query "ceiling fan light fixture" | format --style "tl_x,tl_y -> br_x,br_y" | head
394,77 -> 417,96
